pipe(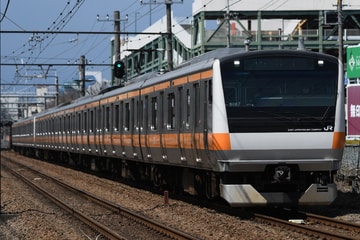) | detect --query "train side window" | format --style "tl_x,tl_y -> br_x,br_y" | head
186,89 -> 190,129
167,92 -> 175,130
59,117 -> 62,134
120,101 -> 124,133
138,99 -> 143,132
114,104 -> 119,132
143,96 -> 148,132
124,102 -> 130,132
105,106 -> 110,132
89,110 -> 94,133
84,111 -> 88,133
194,83 -> 200,127
97,107 -> 101,133
131,98 -> 135,132
151,97 -> 158,131
77,113 -> 81,134
208,80 -> 212,104
67,115 -> 70,134
61,116 -> 64,134
178,87 -> 183,130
